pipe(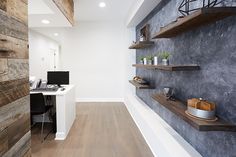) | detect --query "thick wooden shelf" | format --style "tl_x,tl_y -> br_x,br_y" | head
129,41 -> 154,49
153,7 -> 236,38
132,64 -> 200,71
152,93 -> 236,132
129,80 -> 152,89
